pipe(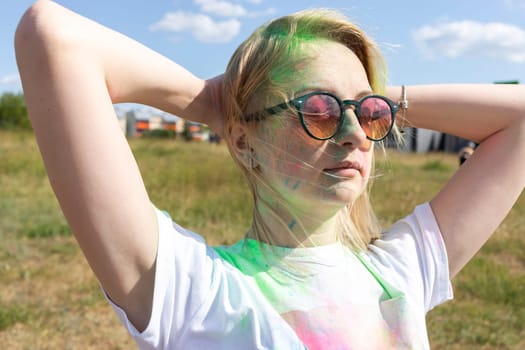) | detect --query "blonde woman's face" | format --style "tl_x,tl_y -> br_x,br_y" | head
252,40 -> 374,214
